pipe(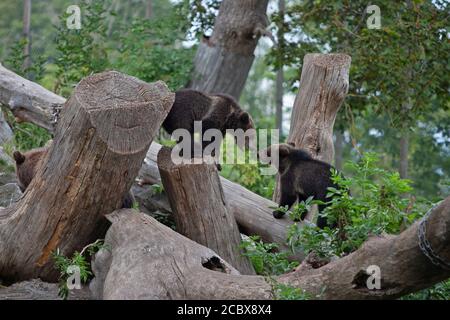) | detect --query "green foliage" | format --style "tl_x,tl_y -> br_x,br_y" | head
2,109 -> 51,151
286,153 -> 430,258
114,14 -> 194,91
180,0 -> 221,39
150,183 -> 164,195
402,280 -> 450,300
54,0 -> 109,96
274,283 -> 312,300
270,1 -> 449,127
52,239 -> 106,300
240,236 -> 298,276
221,162 -> 275,199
